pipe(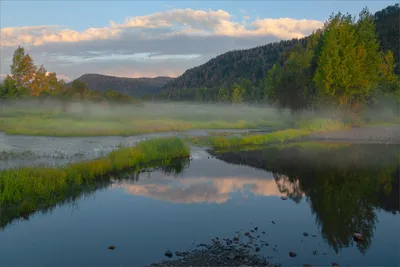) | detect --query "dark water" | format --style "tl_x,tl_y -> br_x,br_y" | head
0,143 -> 399,267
